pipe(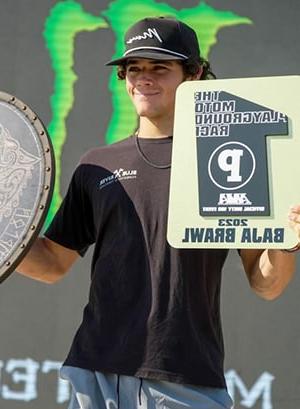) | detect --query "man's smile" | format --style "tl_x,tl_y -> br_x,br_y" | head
134,91 -> 160,96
